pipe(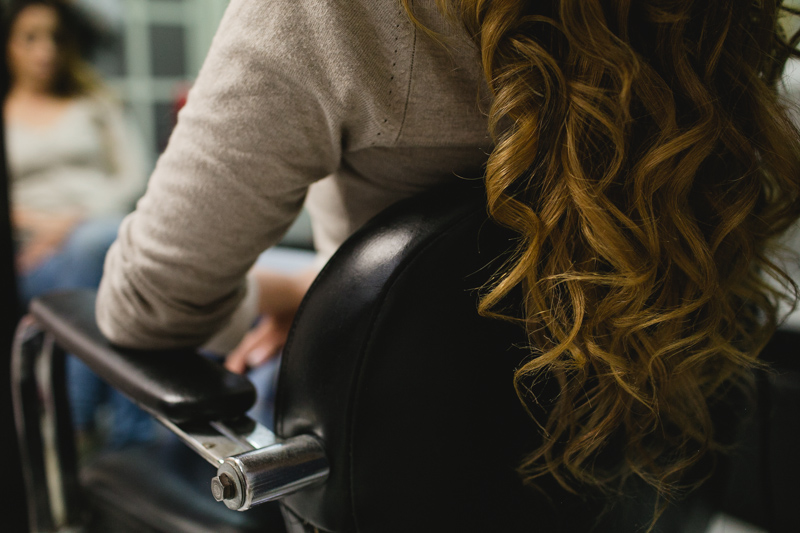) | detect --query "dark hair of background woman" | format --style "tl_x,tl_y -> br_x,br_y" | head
1,0 -> 101,97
